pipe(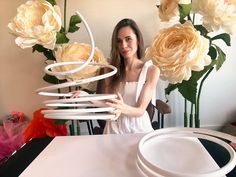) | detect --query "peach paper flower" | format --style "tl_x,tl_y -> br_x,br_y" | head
192,0 -> 236,34
145,22 -> 211,84
158,0 -> 180,22
53,43 -> 108,91
158,0 -> 191,22
8,0 -> 61,49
